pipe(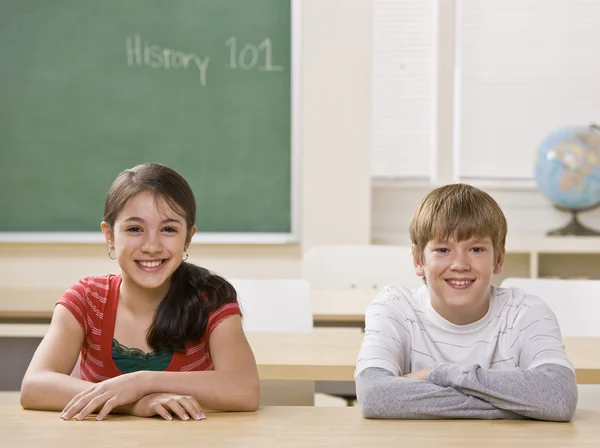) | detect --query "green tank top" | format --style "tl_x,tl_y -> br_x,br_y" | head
112,339 -> 173,374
